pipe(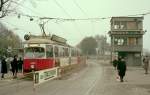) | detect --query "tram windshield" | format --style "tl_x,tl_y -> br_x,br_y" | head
24,47 -> 45,58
